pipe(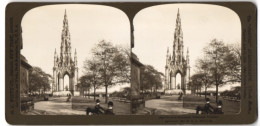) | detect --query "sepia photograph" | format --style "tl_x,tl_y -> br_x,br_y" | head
20,4 -> 131,115
131,4 -> 241,115
5,1 -> 257,125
